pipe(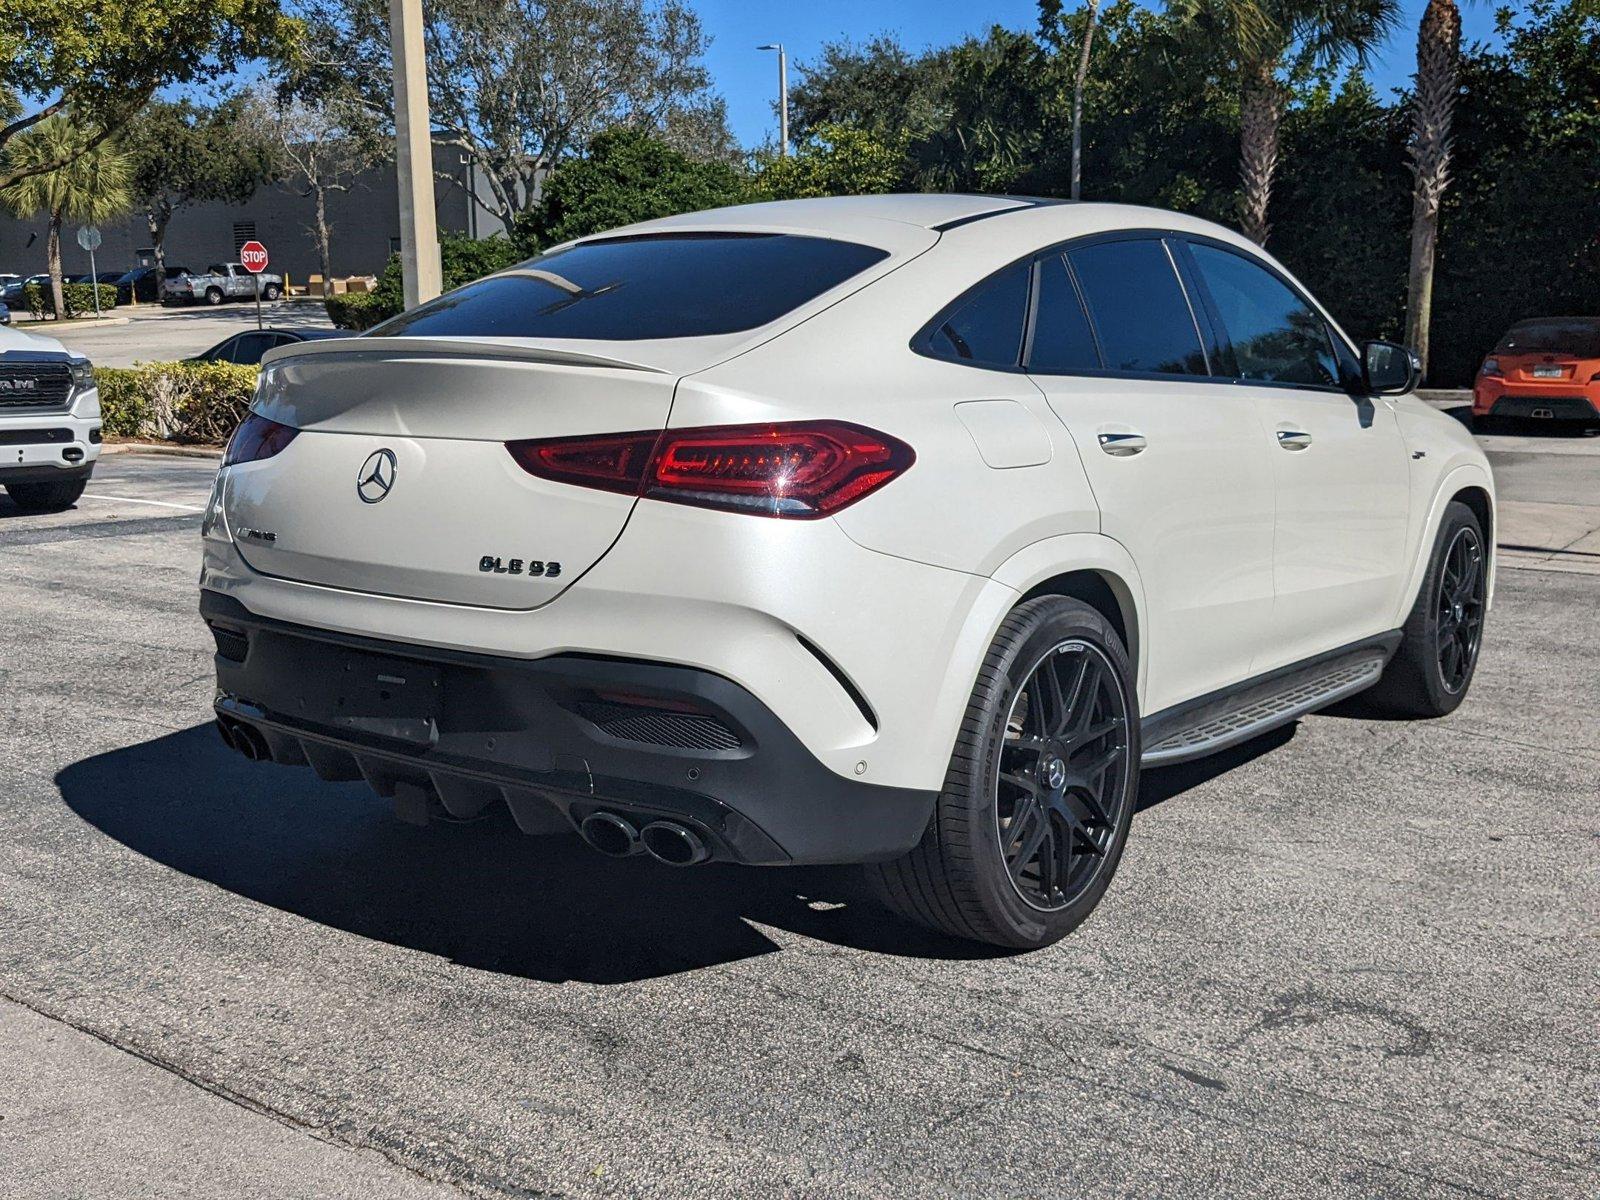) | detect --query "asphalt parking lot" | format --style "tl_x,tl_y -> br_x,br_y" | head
1,425 -> 1596,1198
20,300 -> 336,366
